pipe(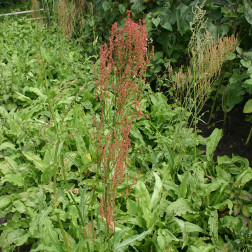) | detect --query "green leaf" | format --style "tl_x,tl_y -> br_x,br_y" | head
208,210 -> 218,245
178,172 -> 189,198
131,2 -> 146,14
244,0 -> 252,25
160,15 -> 172,31
114,228 -> 152,251
176,3 -> 190,35
102,1 -> 112,11
22,151 -> 48,171
239,190 -> 252,201
2,174 -> 24,187
241,59 -> 252,68
15,92 -> 32,103
173,217 -> 206,247
206,128 -> 222,161
166,198 -> 194,216
212,199 -> 233,215
112,228 -> 131,247
243,99 -> 252,113
135,181 -> 151,226
0,196 -> 12,209
23,87 -> 47,100
0,142 -> 16,151
41,166 -> 54,184
235,168 -> 252,186
152,17 -> 160,27
118,4 -> 126,14
159,229 -> 180,244
151,172 -> 163,210
219,216 -> 242,233
152,52 -> 163,61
